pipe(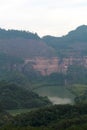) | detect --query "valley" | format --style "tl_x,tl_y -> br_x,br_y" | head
0,25 -> 87,129
34,85 -> 74,104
